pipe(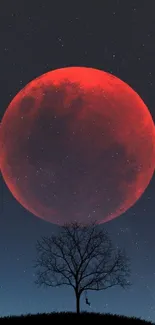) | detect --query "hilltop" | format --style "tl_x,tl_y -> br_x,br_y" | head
0,312 -> 154,324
